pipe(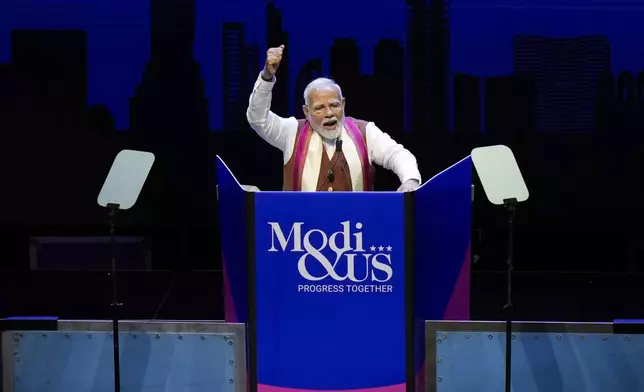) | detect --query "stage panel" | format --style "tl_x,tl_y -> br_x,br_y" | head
426,321 -> 644,392
1,320 -> 246,392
